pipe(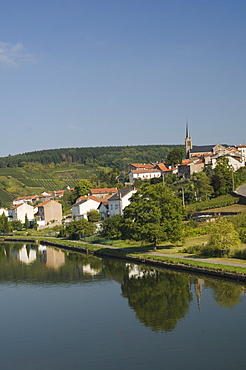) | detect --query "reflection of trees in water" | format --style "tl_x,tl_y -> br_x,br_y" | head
1,243 -> 246,311
205,279 -> 246,308
121,267 -> 193,332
